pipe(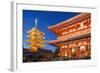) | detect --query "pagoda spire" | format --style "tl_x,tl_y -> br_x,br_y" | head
35,17 -> 38,28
